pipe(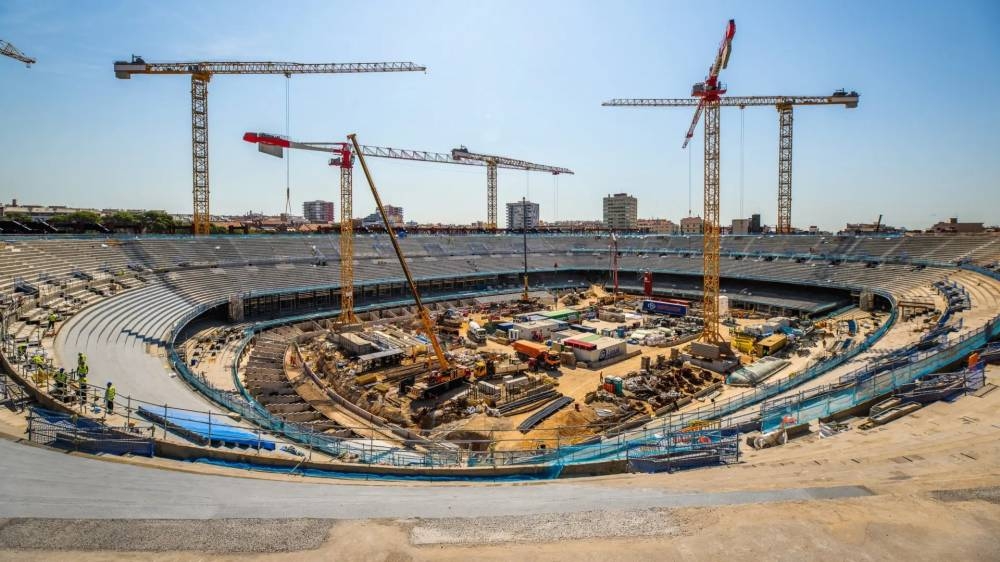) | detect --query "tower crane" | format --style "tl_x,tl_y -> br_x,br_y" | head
243,131 -> 460,381
0,40 -> 34,66
449,146 -> 573,230
242,133 -> 358,323
615,18 -> 737,346
603,91 -> 859,233
114,56 -> 425,235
